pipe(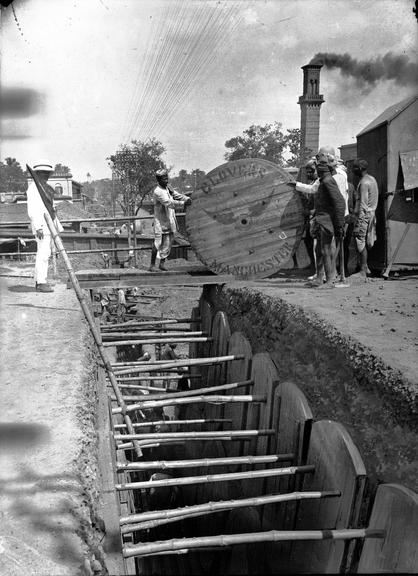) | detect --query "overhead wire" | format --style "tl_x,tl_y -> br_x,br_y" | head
128,0 -> 181,141
122,0 -> 252,148
138,0 -> 205,139
146,1 -> 242,138
142,1 -> 232,139
139,1 -> 208,139
126,1 -> 173,142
